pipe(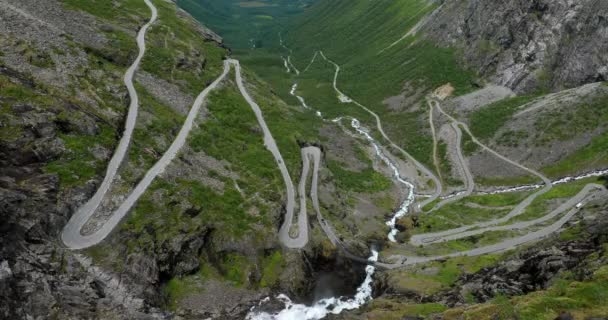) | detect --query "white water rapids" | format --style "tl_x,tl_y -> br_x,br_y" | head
246,250 -> 378,320
435,168 -> 608,201
246,116 -> 418,319
290,83 -> 310,109
348,119 -> 416,242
